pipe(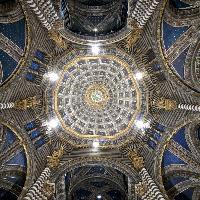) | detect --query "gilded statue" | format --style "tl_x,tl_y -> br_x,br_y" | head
43,181 -> 55,198
47,146 -> 64,169
135,182 -> 148,197
117,18 -> 142,52
125,18 -> 143,49
128,150 -> 144,171
48,30 -> 69,49
156,98 -> 177,110
14,96 -> 40,110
